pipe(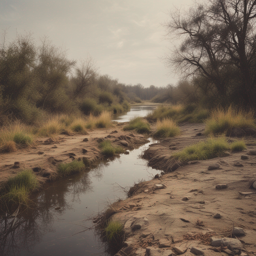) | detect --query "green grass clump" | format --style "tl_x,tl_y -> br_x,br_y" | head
13,132 -> 33,146
123,117 -> 150,134
230,140 -> 246,152
57,160 -> 85,177
154,119 -> 180,138
2,169 -> 38,205
99,140 -> 124,157
173,137 -> 245,163
105,221 -> 124,243
205,107 -> 256,135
